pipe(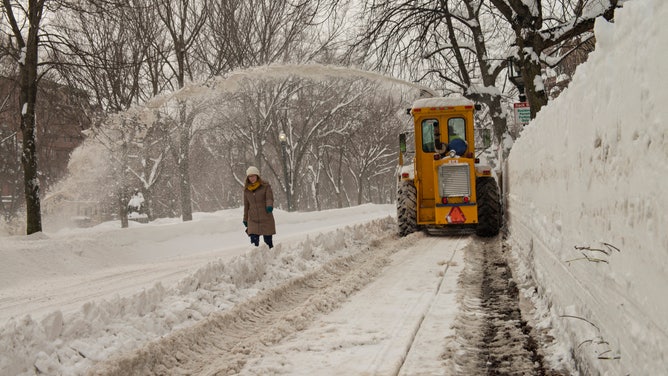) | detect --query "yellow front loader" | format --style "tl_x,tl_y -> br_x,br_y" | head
397,96 -> 501,237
